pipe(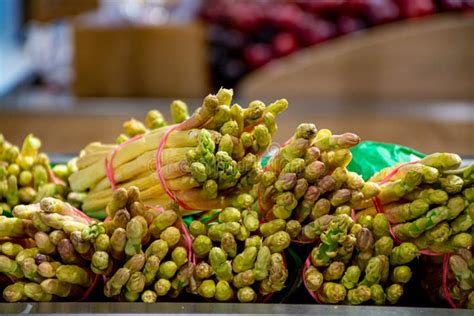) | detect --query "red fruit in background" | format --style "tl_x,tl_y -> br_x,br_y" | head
200,0 -> 228,23
337,15 -> 366,34
298,0 -> 344,15
266,4 -> 303,31
341,0 -> 371,16
396,0 -> 436,18
439,0 -> 464,10
272,32 -> 299,57
228,3 -> 263,32
244,43 -> 273,69
295,14 -> 338,46
365,0 -> 400,25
